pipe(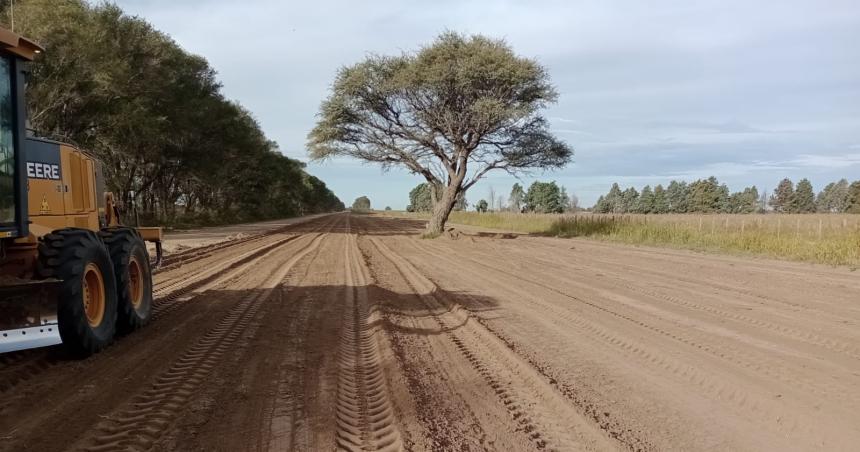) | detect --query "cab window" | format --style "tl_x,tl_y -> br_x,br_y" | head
0,57 -> 15,225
